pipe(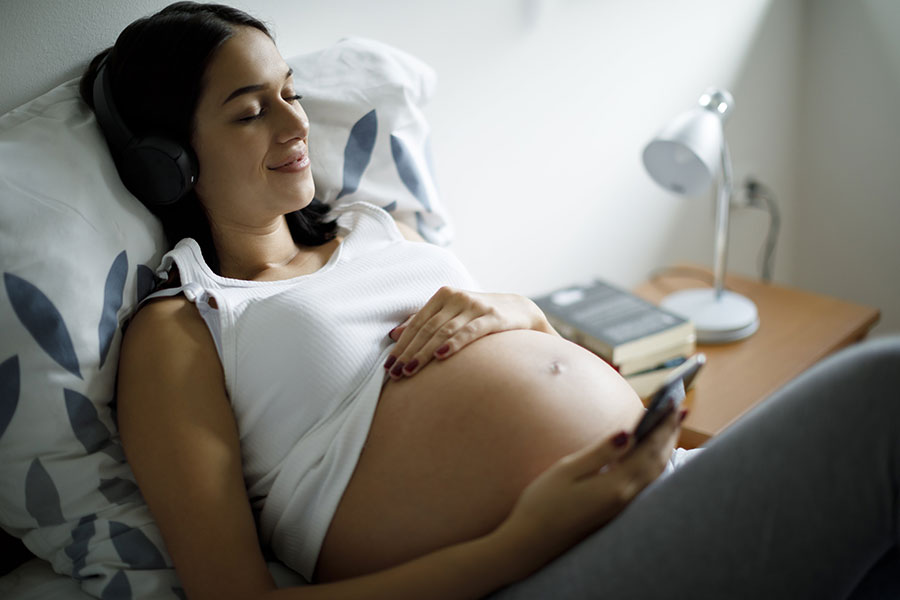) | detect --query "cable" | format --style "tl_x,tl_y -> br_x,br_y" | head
743,179 -> 780,282
648,179 -> 781,287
